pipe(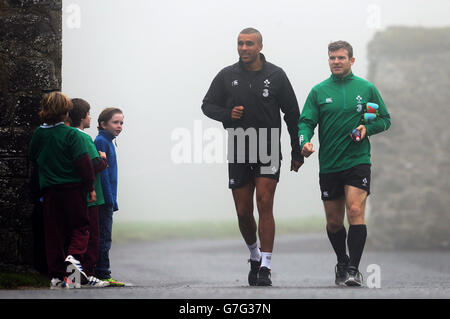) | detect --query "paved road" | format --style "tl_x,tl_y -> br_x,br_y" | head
1,234 -> 449,298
